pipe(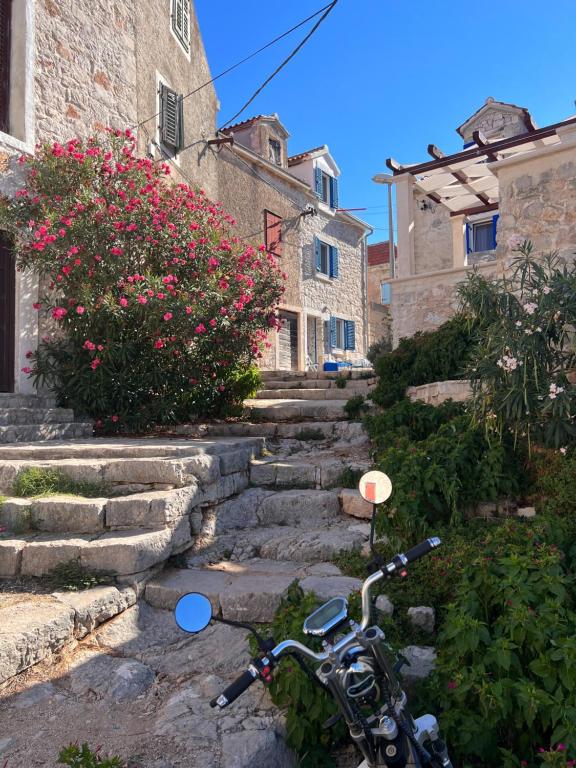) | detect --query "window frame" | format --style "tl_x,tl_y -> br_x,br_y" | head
269,138 -> 281,166
0,0 -> 12,135
380,281 -> 391,305
318,241 -> 330,275
170,0 -> 191,58
335,318 -> 345,350
157,75 -> 184,160
466,214 -> 498,254
264,209 -> 283,257
320,172 -> 330,204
